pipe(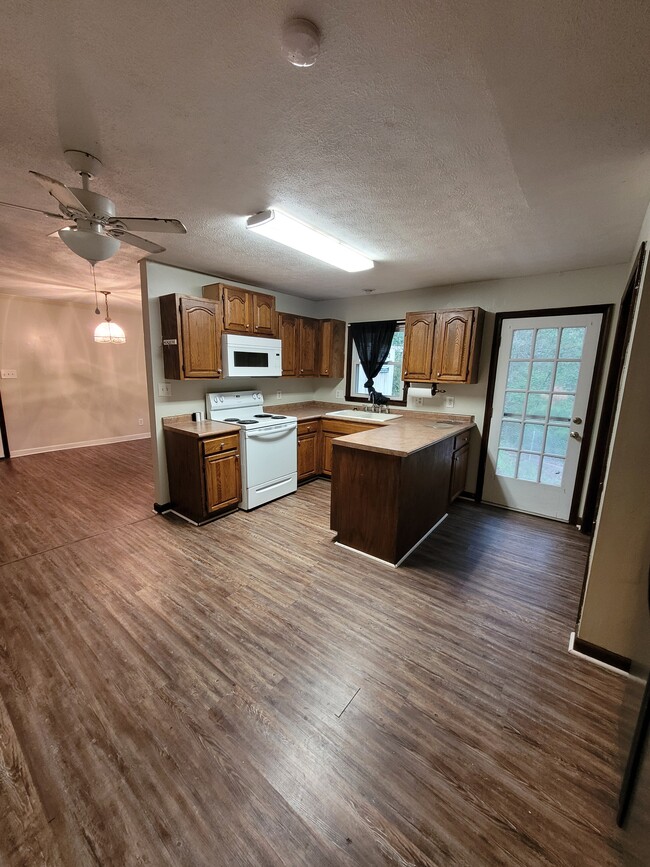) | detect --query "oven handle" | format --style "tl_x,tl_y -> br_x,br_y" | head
246,426 -> 297,440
